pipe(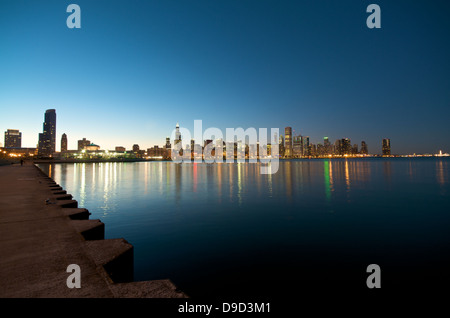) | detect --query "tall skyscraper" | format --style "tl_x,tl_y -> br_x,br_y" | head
382,138 -> 391,156
61,133 -> 68,152
341,138 -> 351,155
174,122 -> 182,146
38,109 -> 56,157
284,127 -> 292,158
352,144 -> 359,154
360,141 -> 368,155
334,139 -> 342,155
165,137 -> 171,149
302,136 -> 310,156
293,135 -> 302,158
4,129 -> 22,148
278,135 -> 285,157
323,137 -> 330,155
